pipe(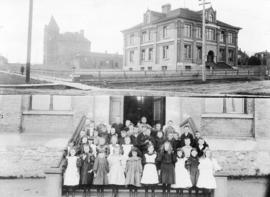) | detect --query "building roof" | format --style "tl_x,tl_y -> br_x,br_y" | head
47,16 -> 59,31
59,32 -> 90,43
122,7 -> 241,33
